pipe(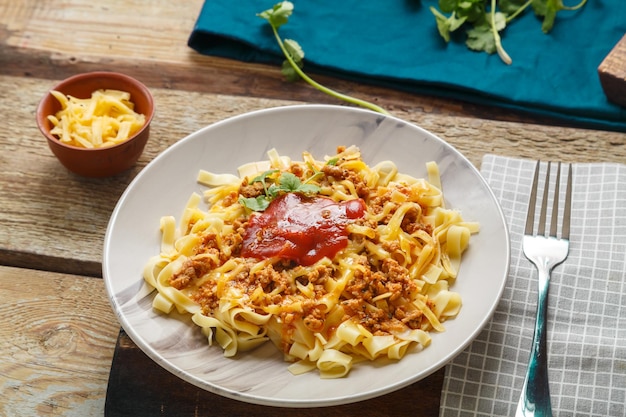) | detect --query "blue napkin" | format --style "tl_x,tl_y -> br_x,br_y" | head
188,0 -> 626,132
